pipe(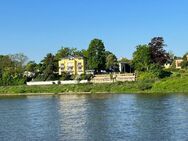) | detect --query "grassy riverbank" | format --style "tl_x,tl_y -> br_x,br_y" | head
151,75 -> 188,93
0,73 -> 188,95
0,82 -> 141,95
